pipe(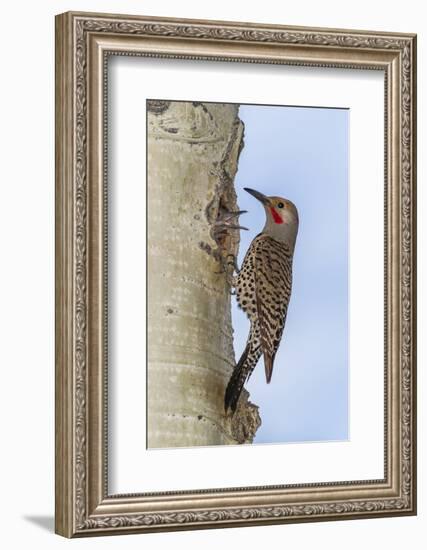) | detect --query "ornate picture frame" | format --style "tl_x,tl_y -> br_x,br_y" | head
55,11 -> 417,537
